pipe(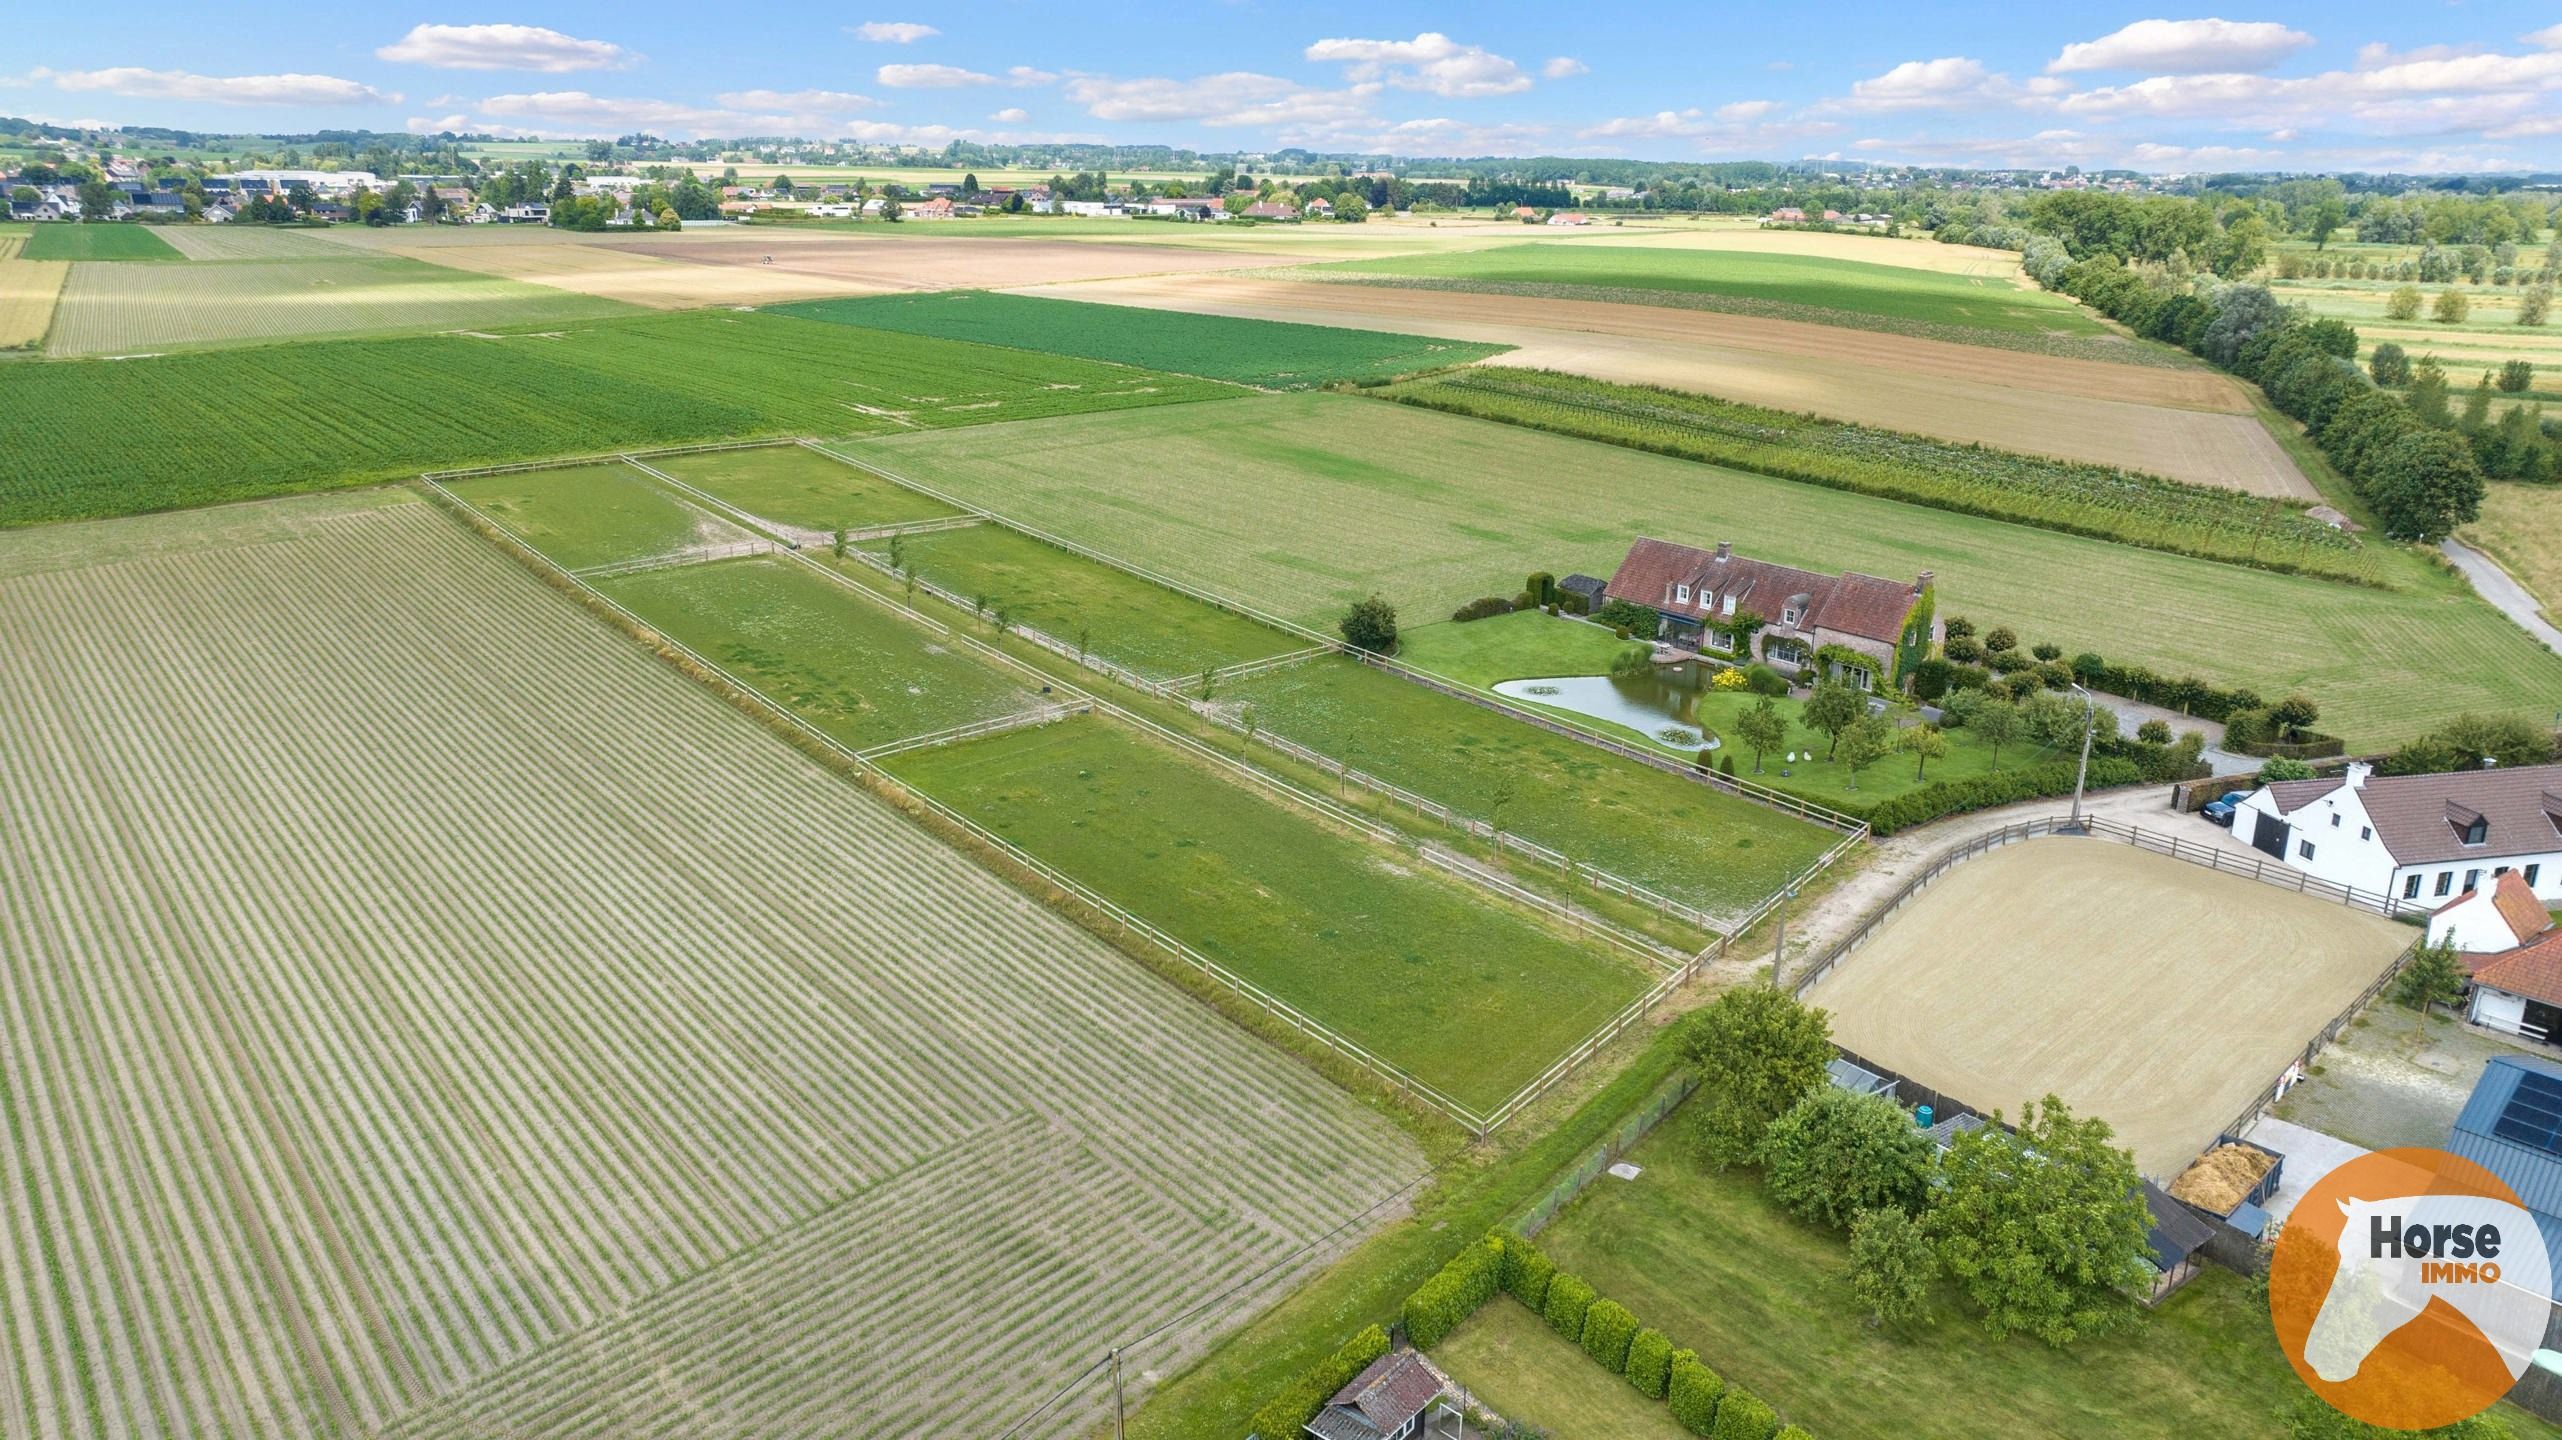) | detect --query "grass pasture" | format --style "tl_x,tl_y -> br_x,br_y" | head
1525,1117 -> 2562,1440
43,253 -> 637,355
600,555 -> 1042,750
651,442 -> 968,533
0,490 -> 1419,1439
1224,649 -> 1842,924
1806,837 -> 2410,1177
2462,480 -> 2562,621
857,521 -> 1307,680
850,393 -> 2562,749
23,224 -> 181,261
0,311 -> 1239,528
883,713 -> 1658,1113
443,459 -> 751,572
1321,240 -> 2103,338
776,290 -> 1509,388
1435,1300 -> 1690,1438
